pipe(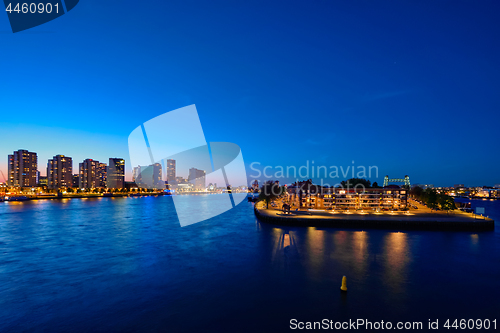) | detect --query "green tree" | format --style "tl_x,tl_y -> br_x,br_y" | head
438,194 -> 456,212
425,189 -> 439,210
259,181 -> 283,209
372,181 -> 380,188
341,178 -> 371,189
410,186 -> 423,199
